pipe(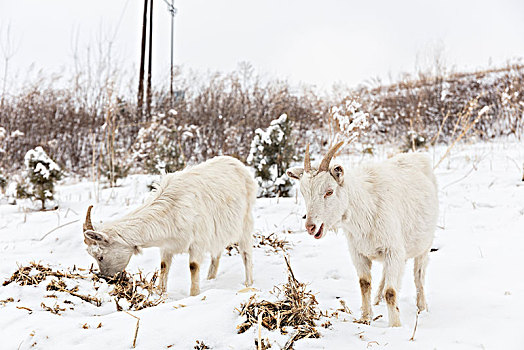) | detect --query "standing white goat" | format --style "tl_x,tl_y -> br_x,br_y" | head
287,142 -> 438,327
83,156 -> 257,296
